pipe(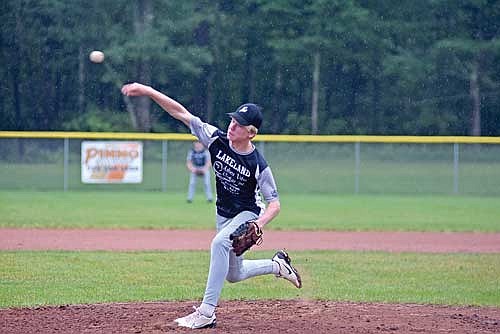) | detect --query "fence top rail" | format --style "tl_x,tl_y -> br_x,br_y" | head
1,131 -> 500,144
